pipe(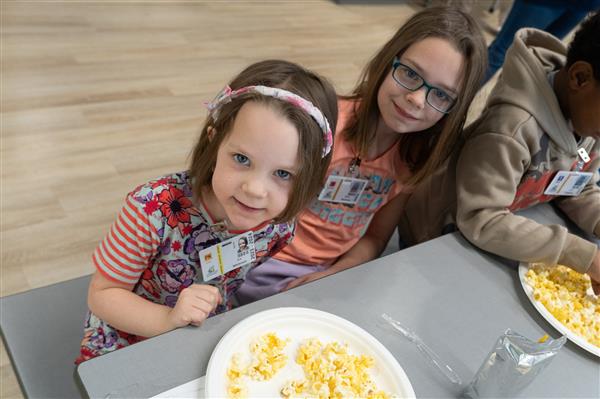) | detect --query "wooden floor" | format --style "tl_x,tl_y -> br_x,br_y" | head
0,1 -> 503,397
